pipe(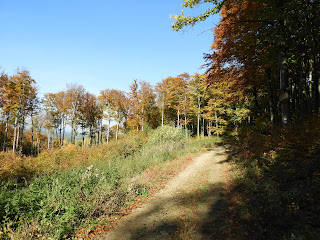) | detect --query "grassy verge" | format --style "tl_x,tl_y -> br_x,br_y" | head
0,126 -> 219,239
